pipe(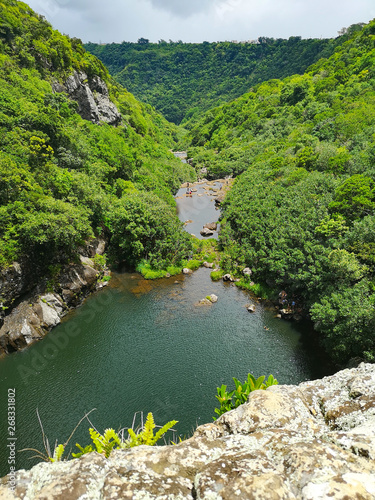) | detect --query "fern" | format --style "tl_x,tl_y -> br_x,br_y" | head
142,412 -> 155,445
124,412 -> 178,448
72,443 -> 94,458
153,419 -> 178,445
50,444 -> 65,462
73,412 -> 178,457
88,427 -> 121,458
